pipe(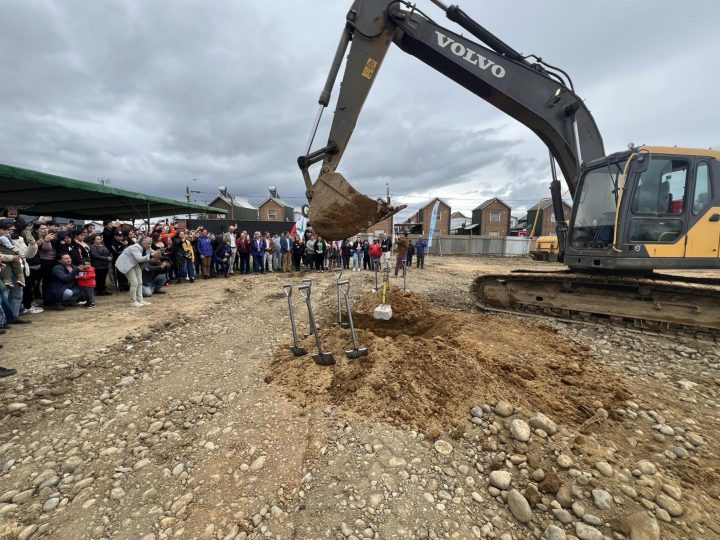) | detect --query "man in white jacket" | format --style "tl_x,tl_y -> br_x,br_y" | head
115,237 -> 158,307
